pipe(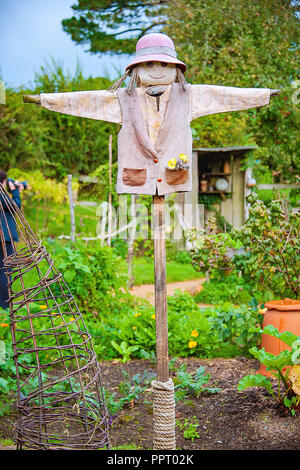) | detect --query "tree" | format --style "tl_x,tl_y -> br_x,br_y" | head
62,0 -> 167,55
0,60 -> 119,179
